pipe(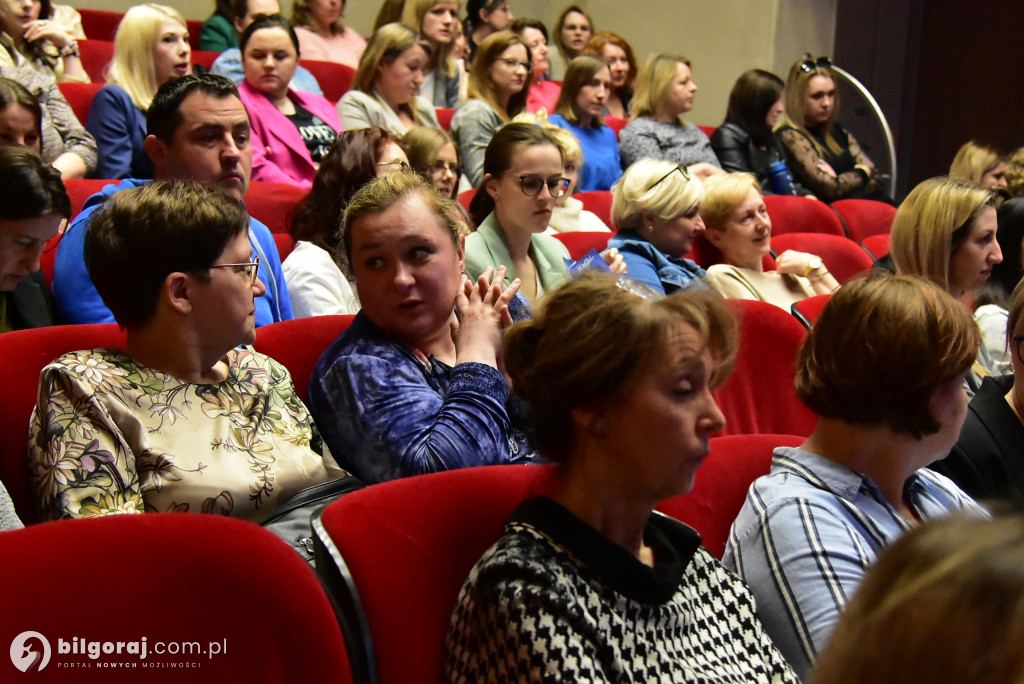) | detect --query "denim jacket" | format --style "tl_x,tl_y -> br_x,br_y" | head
608,229 -> 708,295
